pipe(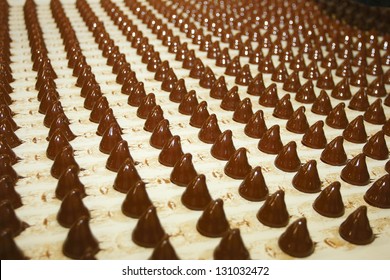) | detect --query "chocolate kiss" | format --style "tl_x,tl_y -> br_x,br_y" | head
181,174 -> 212,210
225,56 -> 241,76
302,121 -> 327,149
51,145 -> 79,179
316,68 -> 335,89
286,106 -> 309,134
220,86 -> 241,111
182,49 -> 196,69
132,206 -> 165,248
224,148 -> 252,179
196,199 -> 230,237
325,103 -> 349,129
247,73 -> 265,96
99,122 -> 123,154
295,80 -> 316,104
364,99 -> 386,125
0,154 -> 18,183
199,66 -> 216,89
363,131 -> 389,160
57,189 -> 90,228
90,96 -> 109,123
170,153 -> 197,187
0,200 -> 26,237
258,52 -> 274,73
289,53 -> 306,72
258,83 -> 279,107
0,230 -> 26,259
190,101 -> 210,128
244,110 -> 267,139
321,136 -> 348,166
292,160 -> 321,193
144,105 -> 164,132
0,106 -> 17,131
336,59 -> 352,78
311,90 -> 332,115
46,129 -> 71,160
283,70 -> 301,93
258,125 -> 283,154
154,60 -> 170,81
189,58 -> 205,79
331,78 -> 351,100
364,174 -> 390,208
159,136 -> 184,167
214,228 -> 250,260
137,93 -> 156,119
339,206 -> 374,245
271,62 -> 288,83
235,64 -> 253,86
273,94 -> 294,119
257,190 -> 289,227
348,88 -> 369,111
56,165 -> 86,200
211,130 -> 236,161
178,90 -> 199,115
149,119 -> 172,149
350,67 -> 368,87
0,176 -> 22,209
47,113 -> 76,141
84,85 -> 102,110
106,140 -> 134,172
161,68 -> 178,92
216,47 -> 231,67
303,60 -> 320,80
210,76 -> 228,99
149,235 -> 179,260
96,108 -> 118,136
238,166 -> 269,201
341,153 -> 370,186
122,180 -> 153,218
342,115 -> 367,144
274,141 -> 301,172
113,158 -> 141,194
313,181 -> 344,217
367,76 -> 386,97
63,216 -> 99,259
198,114 -> 222,144
278,218 -> 314,258
128,82 -> 146,107
169,79 -> 187,103
233,98 -> 253,123
0,120 -> 22,148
